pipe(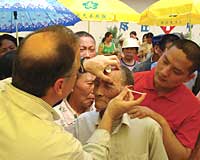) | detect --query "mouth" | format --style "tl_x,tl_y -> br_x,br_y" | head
157,74 -> 167,82
125,53 -> 133,56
